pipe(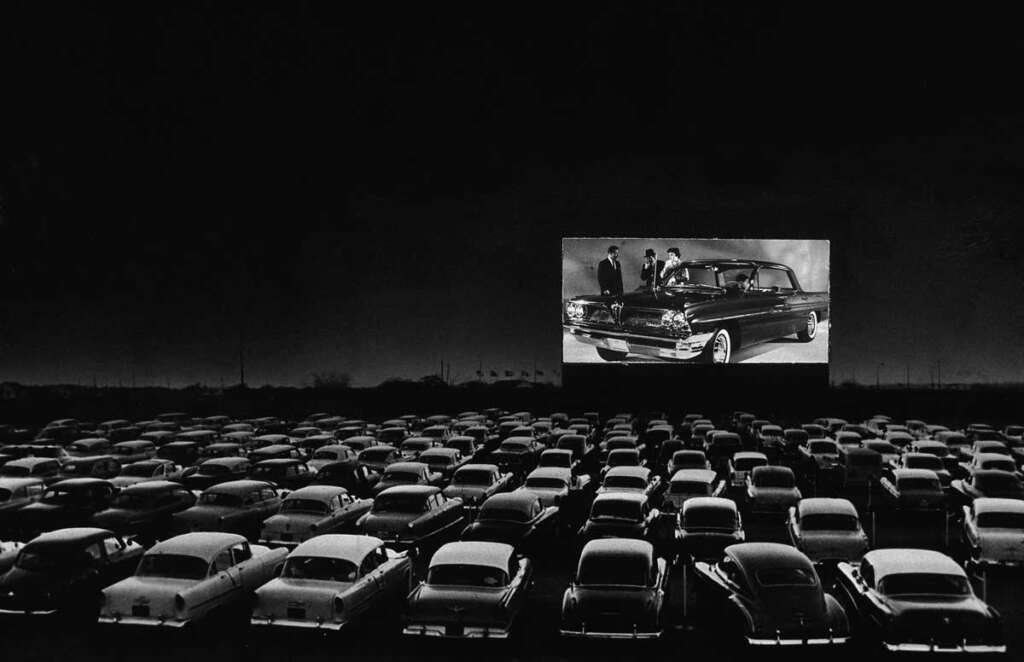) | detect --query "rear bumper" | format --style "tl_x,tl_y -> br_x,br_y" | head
882,641 -> 1006,654
748,634 -> 849,646
0,607 -> 58,616
564,325 -> 712,361
251,616 -> 346,631
403,623 -> 510,639
97,615 -> 189,627
560,626 -> 661,640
